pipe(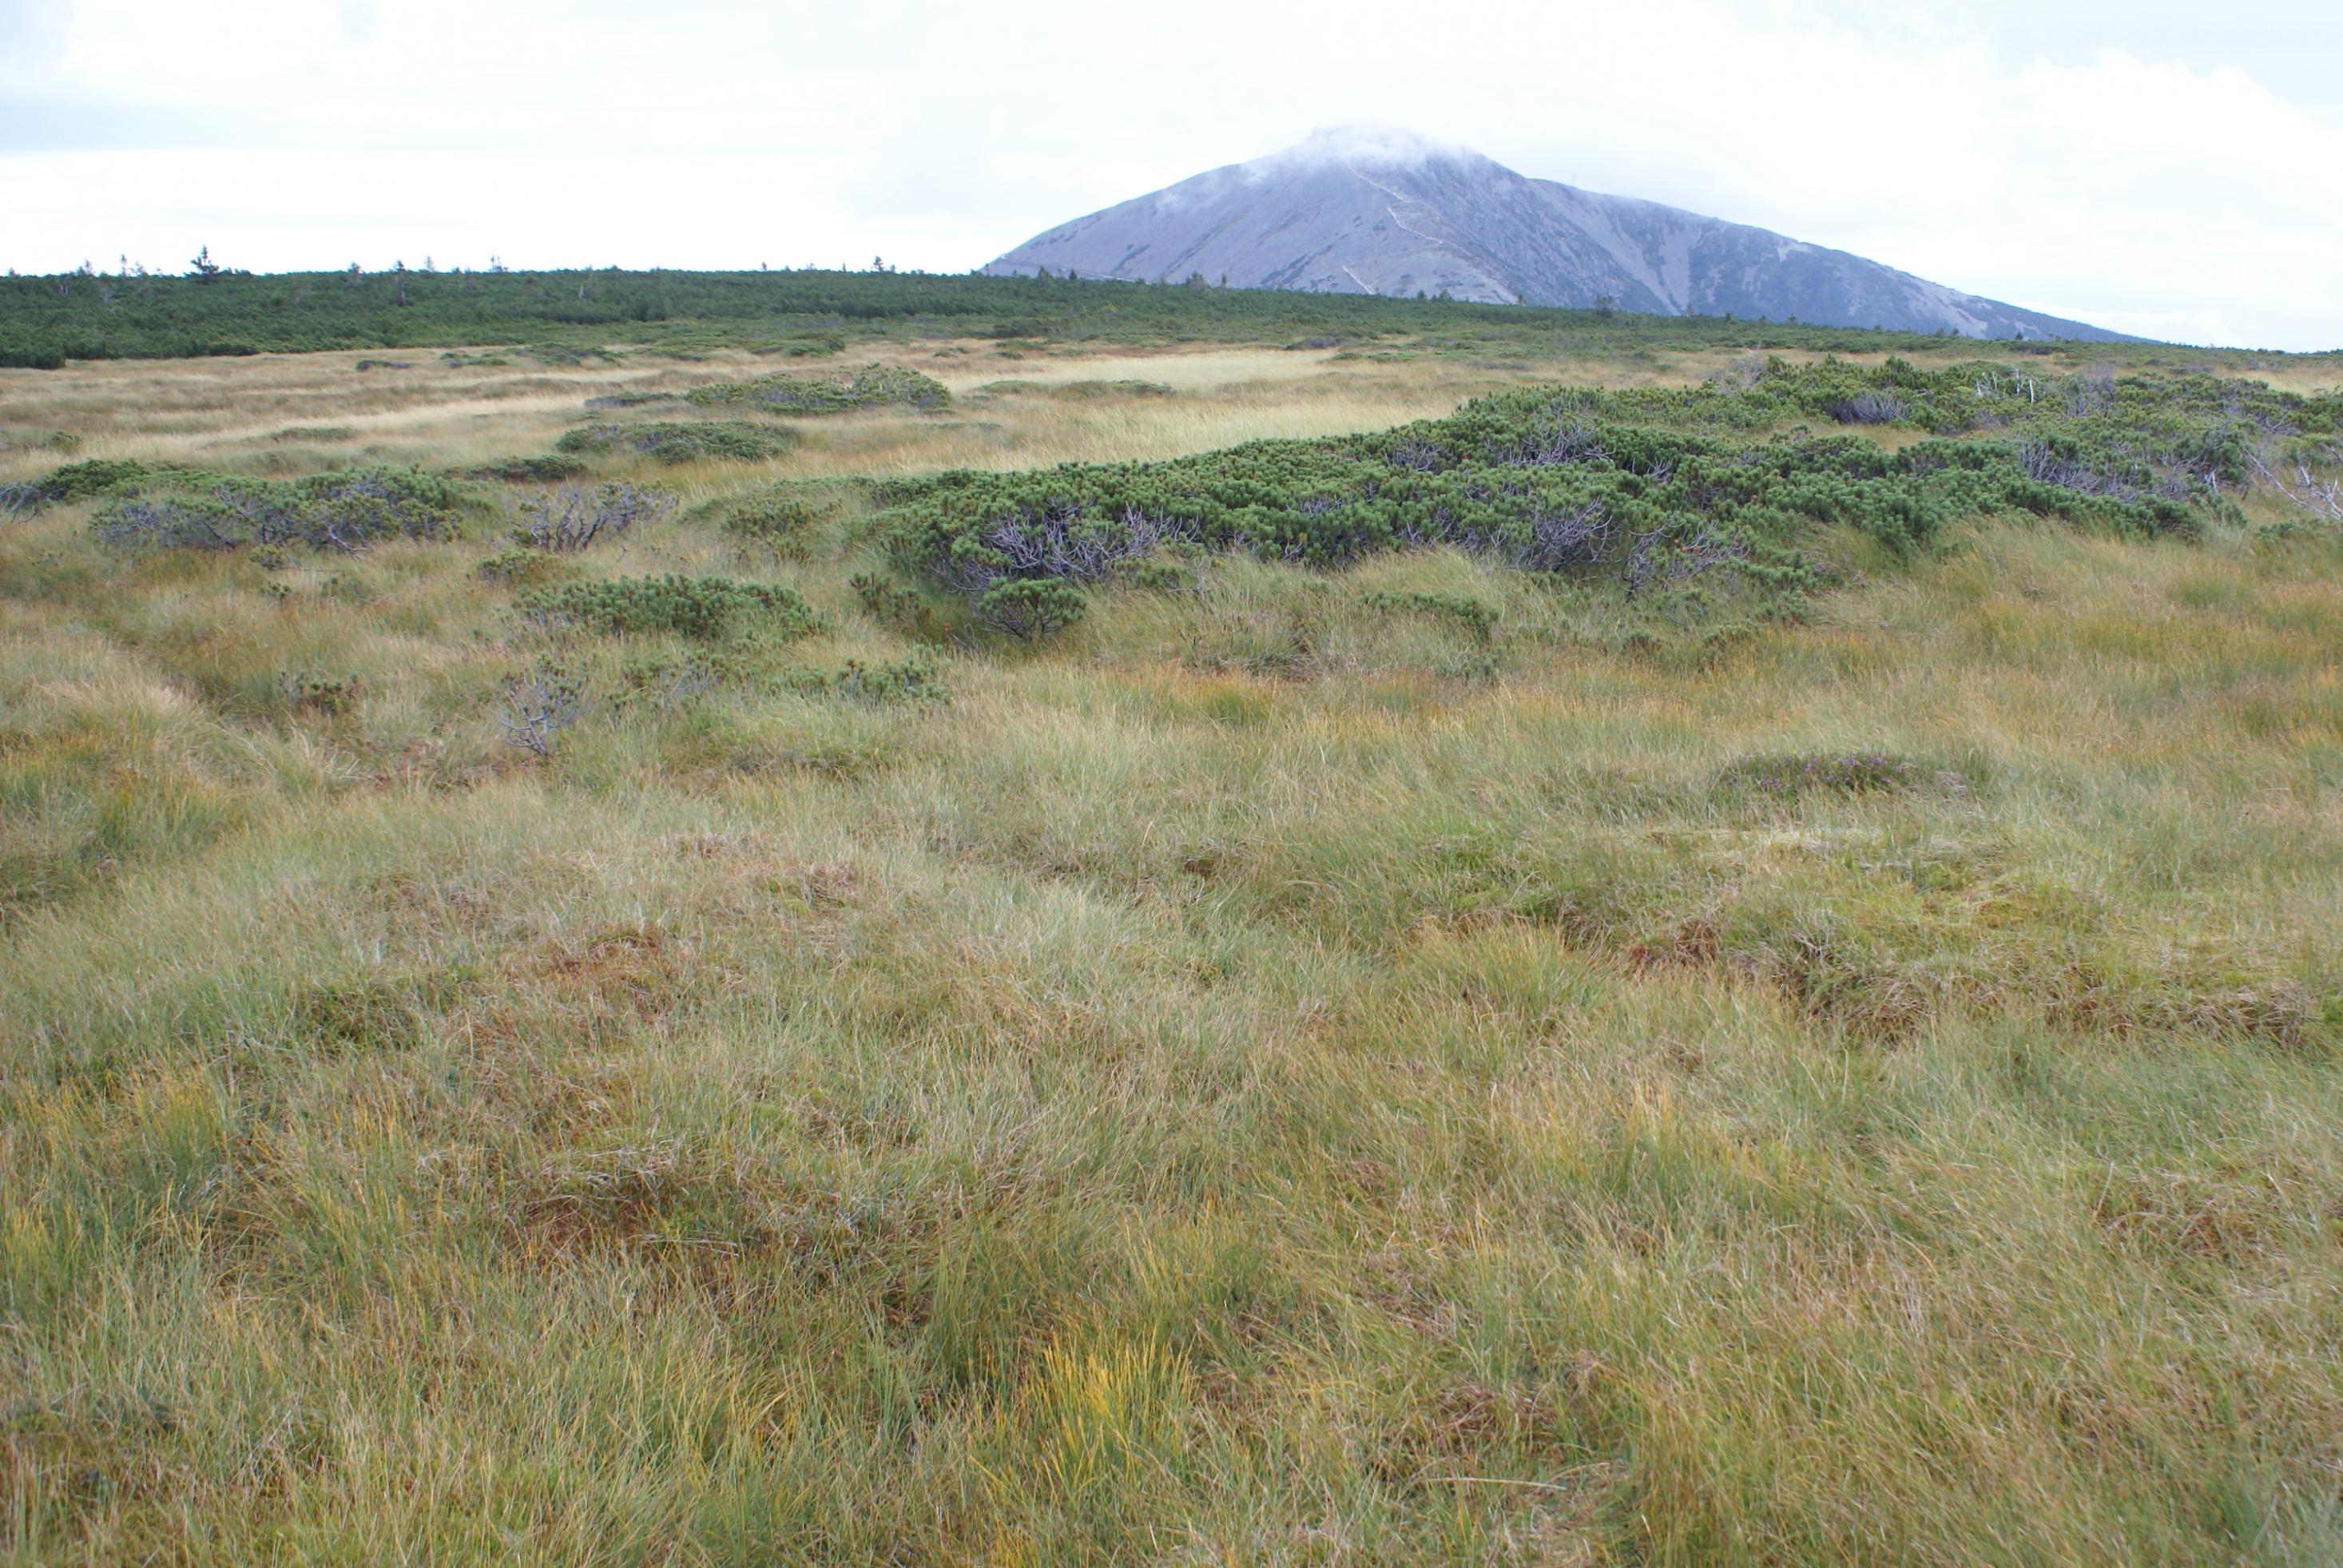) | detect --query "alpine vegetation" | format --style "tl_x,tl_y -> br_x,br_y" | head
554,420 -> 799,464
684,363 -> 951,415
517,574 -> 824,641
86,467 -> 468,553
4,281 -> 2341,1568
871,355 -> 2328,633
508,482 -> 677,552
